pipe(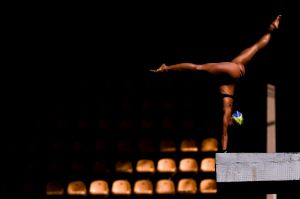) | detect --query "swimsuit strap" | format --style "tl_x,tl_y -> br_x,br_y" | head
221,93 -> 234,99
